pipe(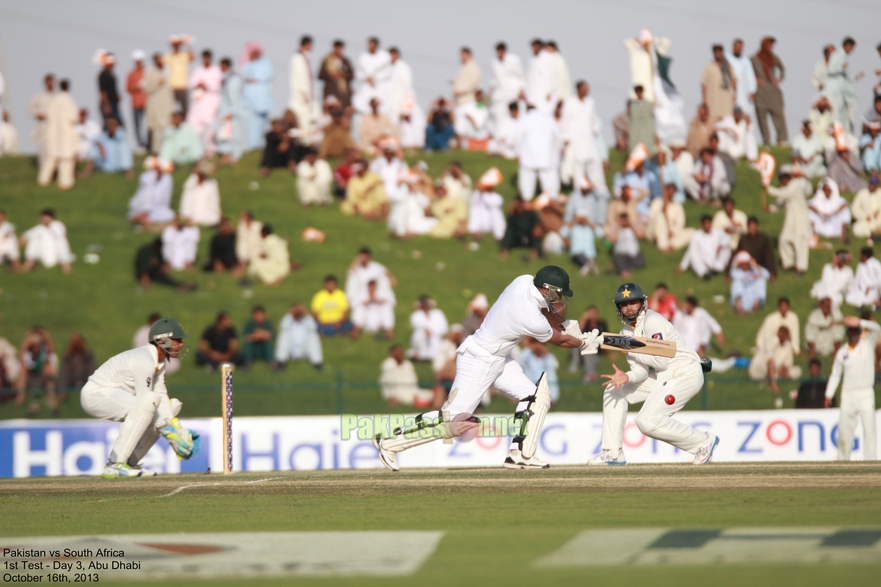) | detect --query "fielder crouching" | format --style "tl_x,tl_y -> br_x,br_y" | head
374,266 -> 590,471
81,318 -> 200,478
586,283 -> 719,466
